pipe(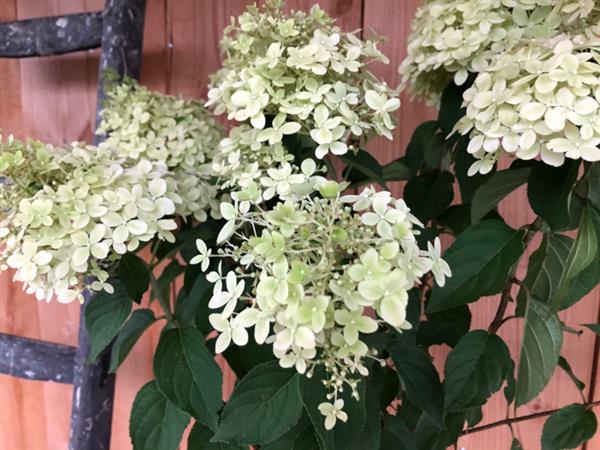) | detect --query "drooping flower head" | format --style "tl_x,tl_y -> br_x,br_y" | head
98,78 -> 225,221
454,32 -> 600,174
399,0 -> 600,105
0,136 -> 177,303
206,0 -> 400,190
190,166 -> 450,426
